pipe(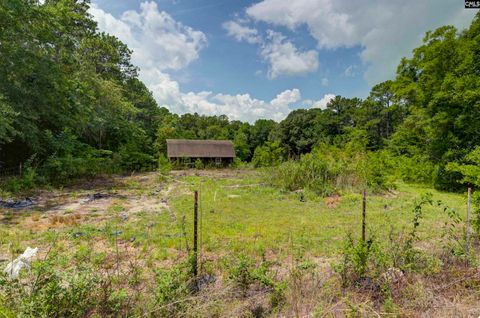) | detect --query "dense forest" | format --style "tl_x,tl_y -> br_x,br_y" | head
2,0 -> 480,192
